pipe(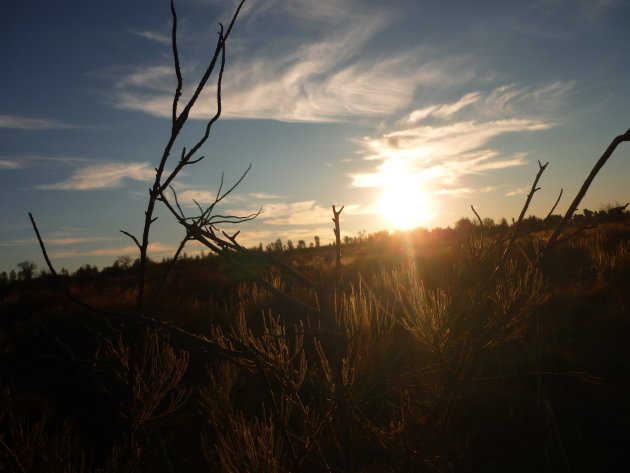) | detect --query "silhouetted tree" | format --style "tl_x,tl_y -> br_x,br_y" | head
114,255 -> 133,270
314,235 -> 320,247
455,217 -> 472,233
17,261 -> 37,280
273,238 -> 283,252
